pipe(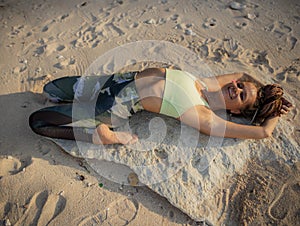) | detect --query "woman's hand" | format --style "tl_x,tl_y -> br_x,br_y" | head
279,97 -> 294,116
260,98 -> 293,137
